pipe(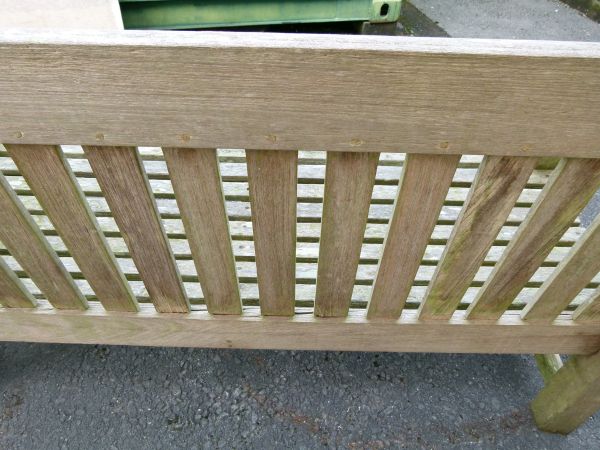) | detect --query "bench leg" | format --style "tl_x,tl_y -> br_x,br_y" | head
531,350 -> 600,434
535,354 -> 563,384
